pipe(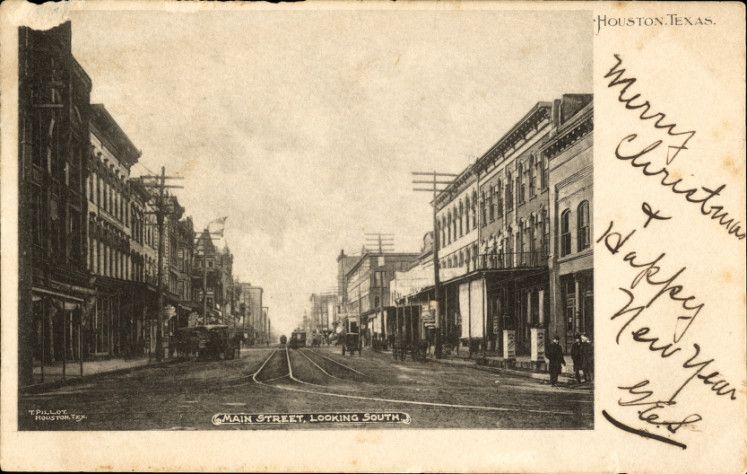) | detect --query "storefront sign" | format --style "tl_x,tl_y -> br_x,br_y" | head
503,329 -> 516,359
530,327 -> 545,362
